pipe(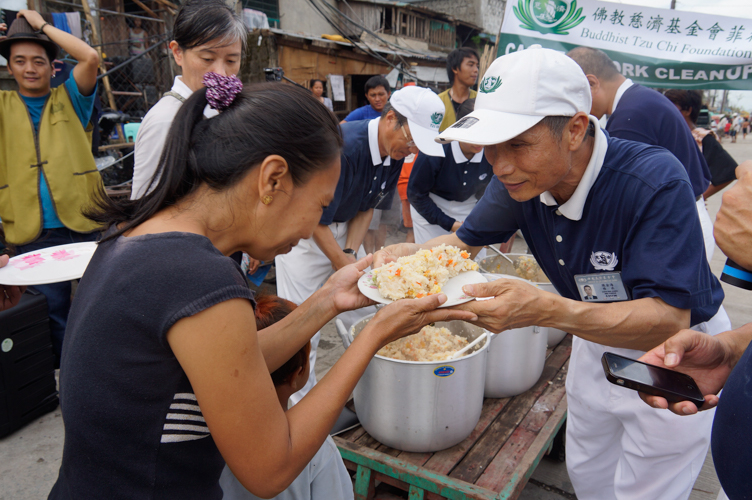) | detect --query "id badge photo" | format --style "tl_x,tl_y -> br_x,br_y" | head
574,272 -> 630,302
